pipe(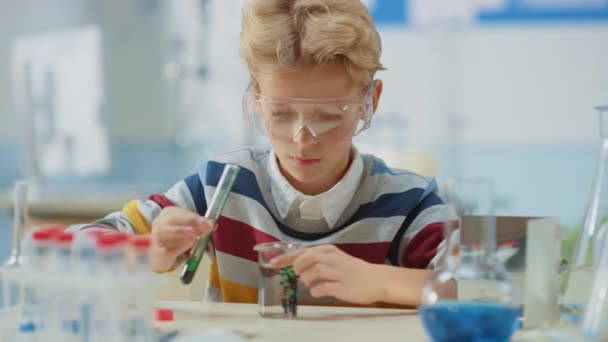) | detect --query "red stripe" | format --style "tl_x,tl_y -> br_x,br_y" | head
212,217 -> 280,262
212,217 -> 392,264
402,222 -> 445,269
148,194 -> 175,208
334,242 -> 391,264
